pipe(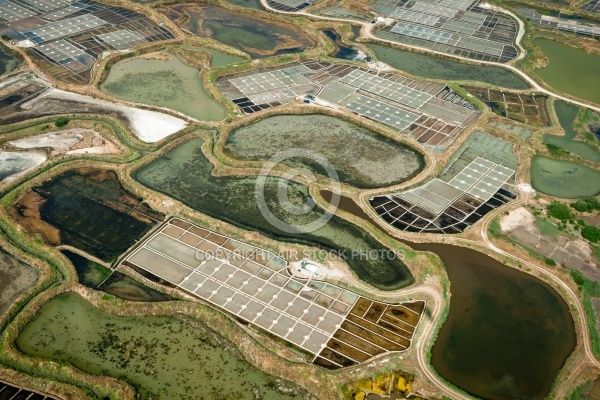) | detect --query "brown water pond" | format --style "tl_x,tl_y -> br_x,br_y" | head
321,190 -> 576,400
